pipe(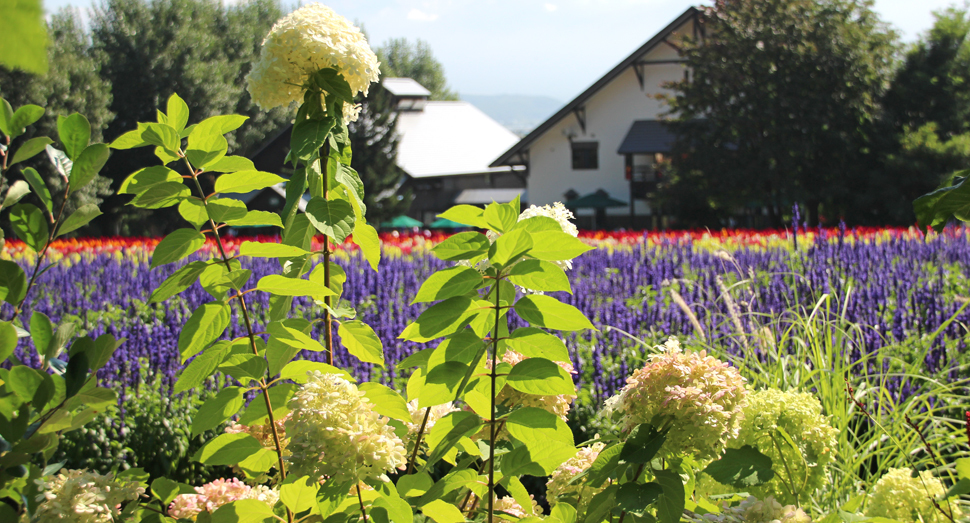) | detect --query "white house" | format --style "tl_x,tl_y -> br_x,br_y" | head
491,7 -> 701,229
